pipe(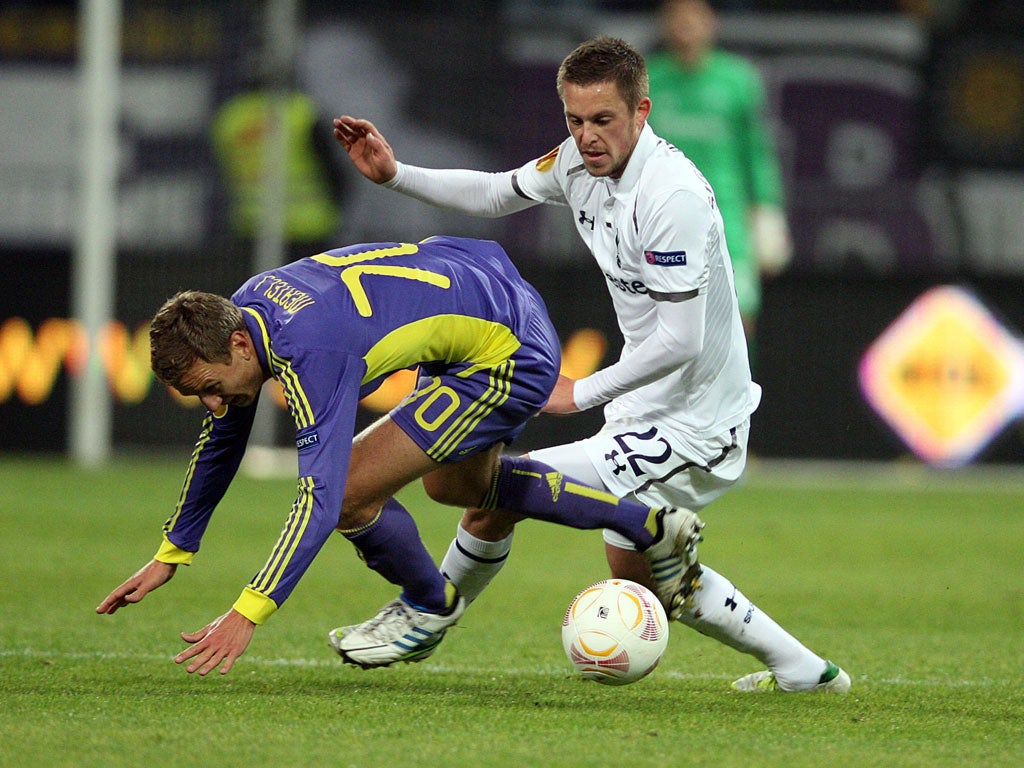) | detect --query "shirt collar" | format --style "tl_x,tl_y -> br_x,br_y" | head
240,306 -> 273,377
607,122 -> 657,196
